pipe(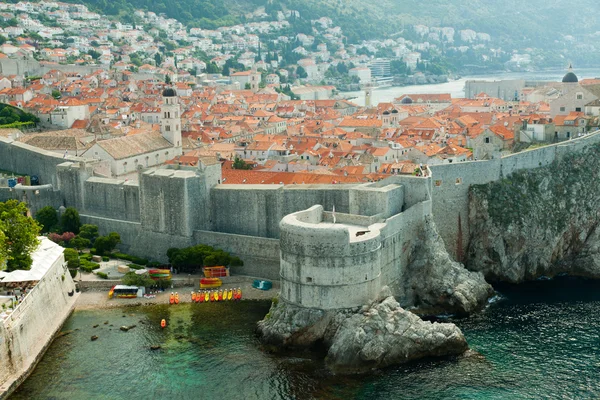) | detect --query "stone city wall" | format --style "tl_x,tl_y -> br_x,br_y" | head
0,253 -> 78,399
431,130 -> 600,259
83,177 -> 141,222
3,132 -> 600,271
